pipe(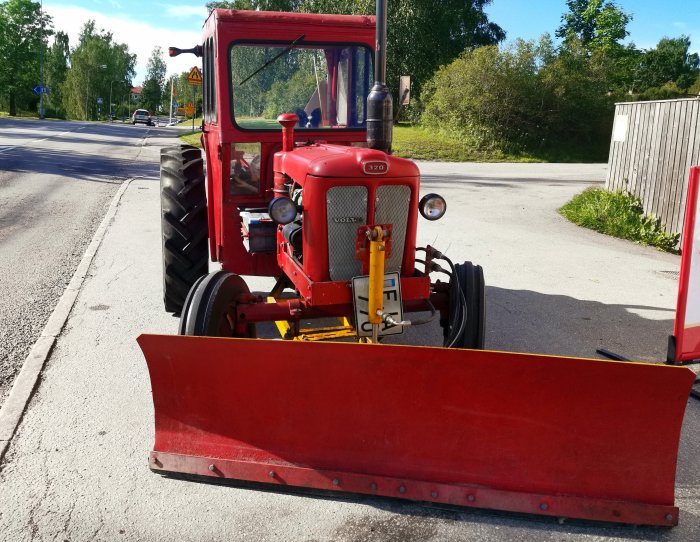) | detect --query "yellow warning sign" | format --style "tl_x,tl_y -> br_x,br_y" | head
184,101 -> 195,116
187,66 -> 202,86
